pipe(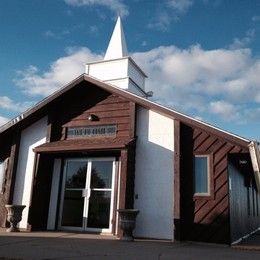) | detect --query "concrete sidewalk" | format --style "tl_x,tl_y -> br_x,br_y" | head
233,230 -> 260,251
0,231 -> 259,260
